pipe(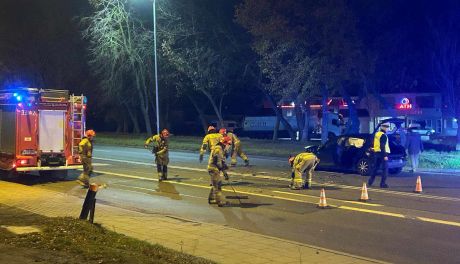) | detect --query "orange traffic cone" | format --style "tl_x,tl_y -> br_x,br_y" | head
317,188 -> 329,208
414,176 -> 423,193
359,182 -> 369,202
